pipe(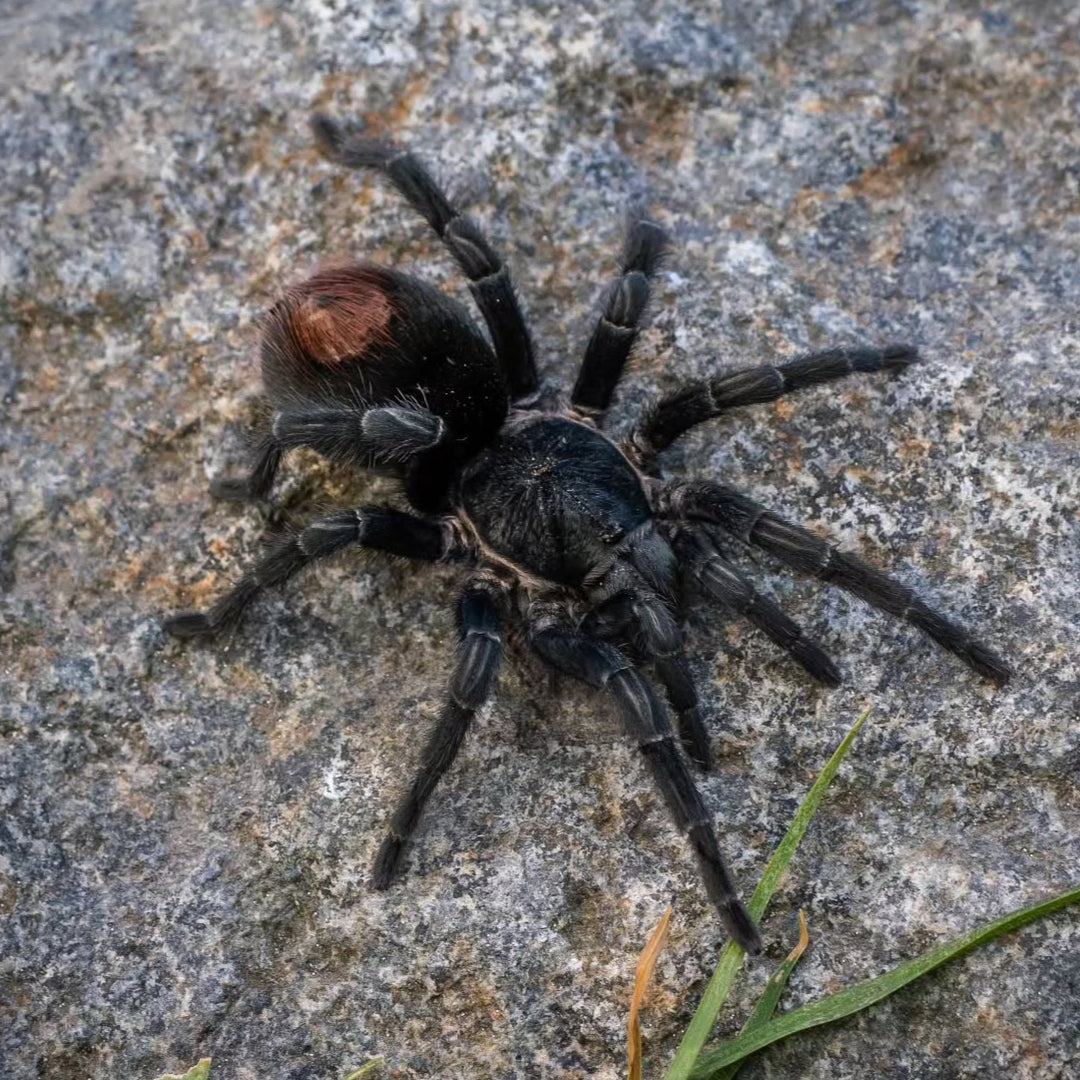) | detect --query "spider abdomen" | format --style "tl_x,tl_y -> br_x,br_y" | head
261,264 -> 509,453
458,416 -> 650,586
